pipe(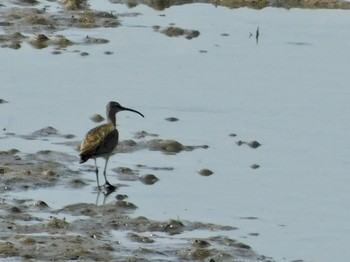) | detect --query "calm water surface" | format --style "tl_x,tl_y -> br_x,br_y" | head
1,3 -> 350,262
